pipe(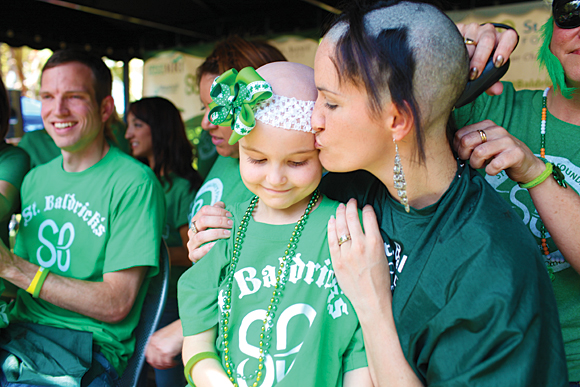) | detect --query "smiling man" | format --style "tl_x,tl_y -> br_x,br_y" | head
0,50 -> 165,387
